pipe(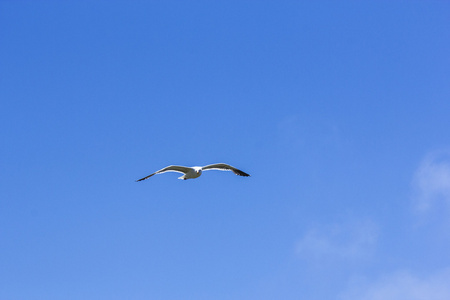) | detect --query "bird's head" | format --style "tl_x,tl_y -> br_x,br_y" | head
193,167 -> 202,174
